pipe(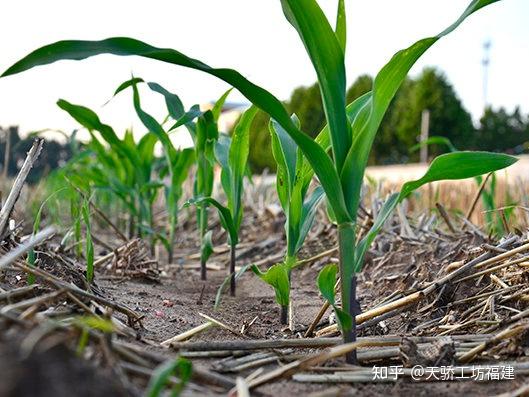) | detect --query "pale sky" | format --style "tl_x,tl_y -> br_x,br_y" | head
0,0 -> 528,139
